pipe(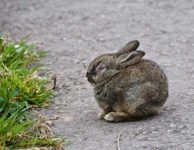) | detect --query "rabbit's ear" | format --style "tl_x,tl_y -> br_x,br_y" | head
116,50 -> 145,68
116,40 -> 140,56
